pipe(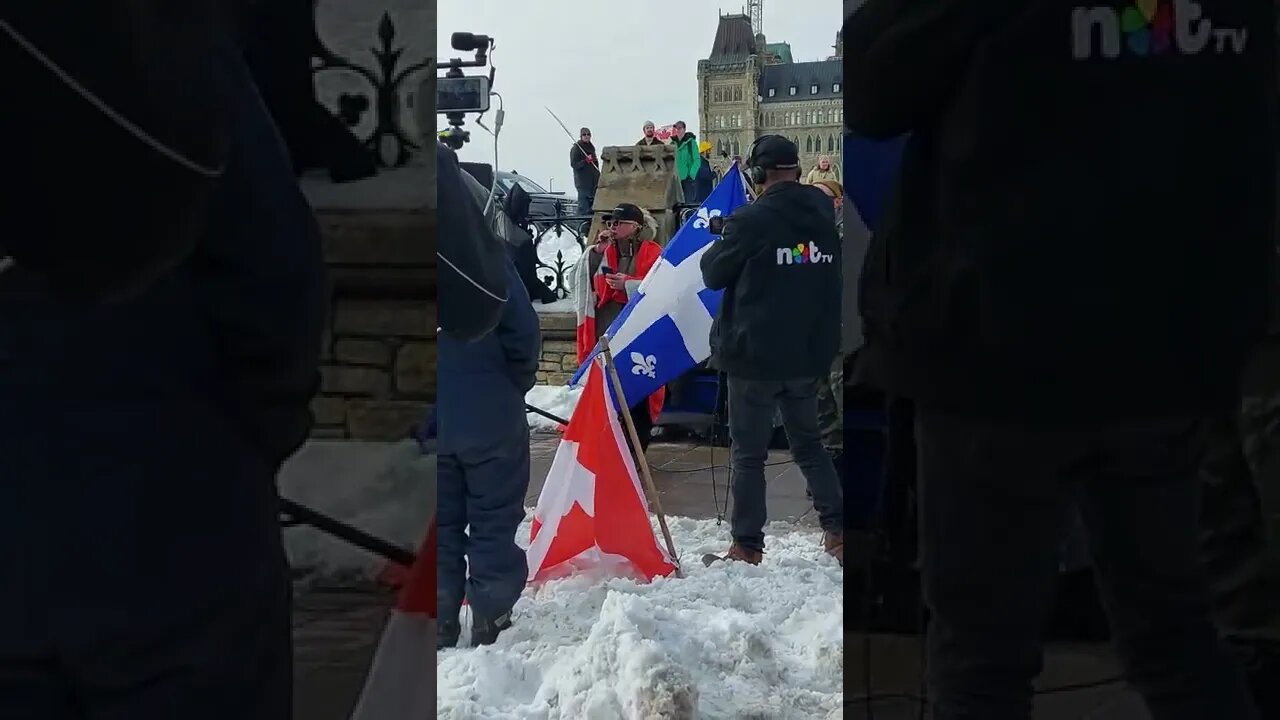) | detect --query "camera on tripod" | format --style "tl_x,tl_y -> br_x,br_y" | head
437,32 -> 494,150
